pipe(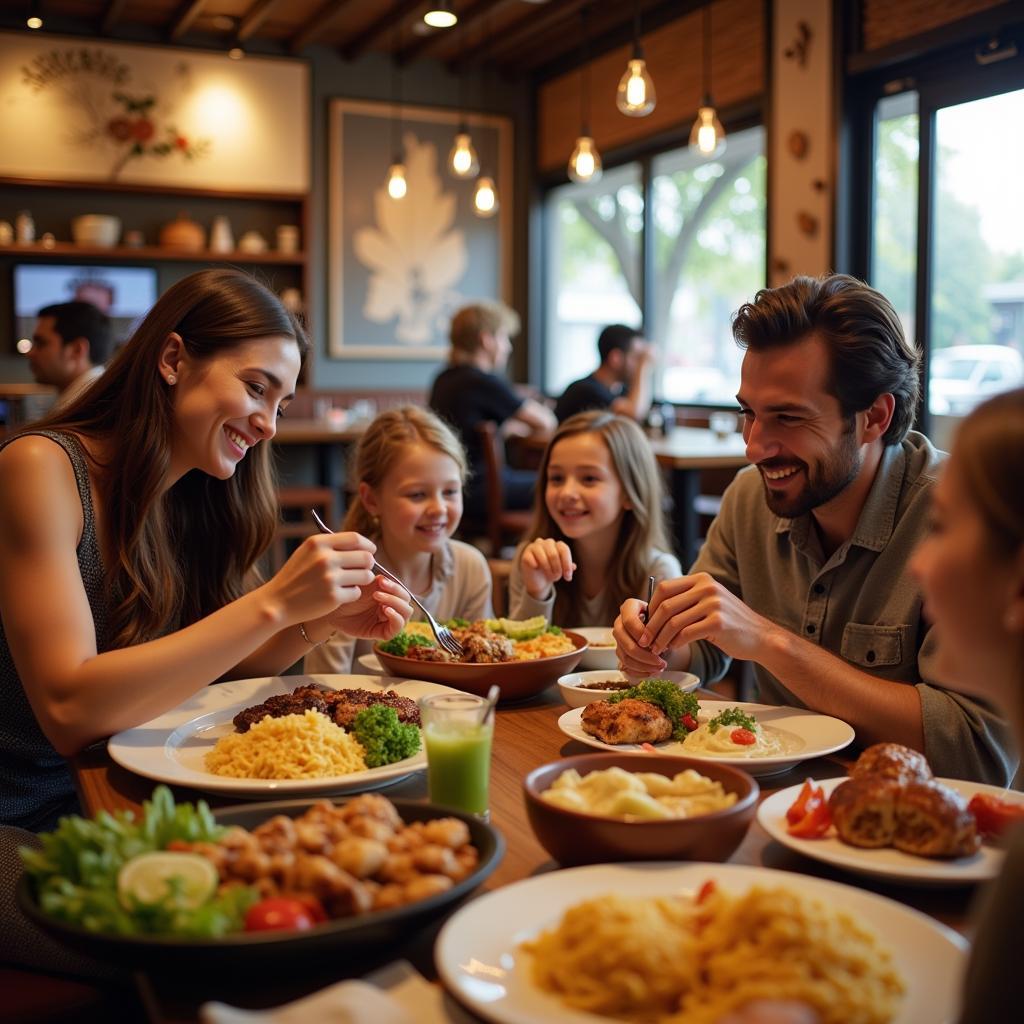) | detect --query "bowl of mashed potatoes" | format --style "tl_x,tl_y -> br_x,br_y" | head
523,753 -> 758,866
